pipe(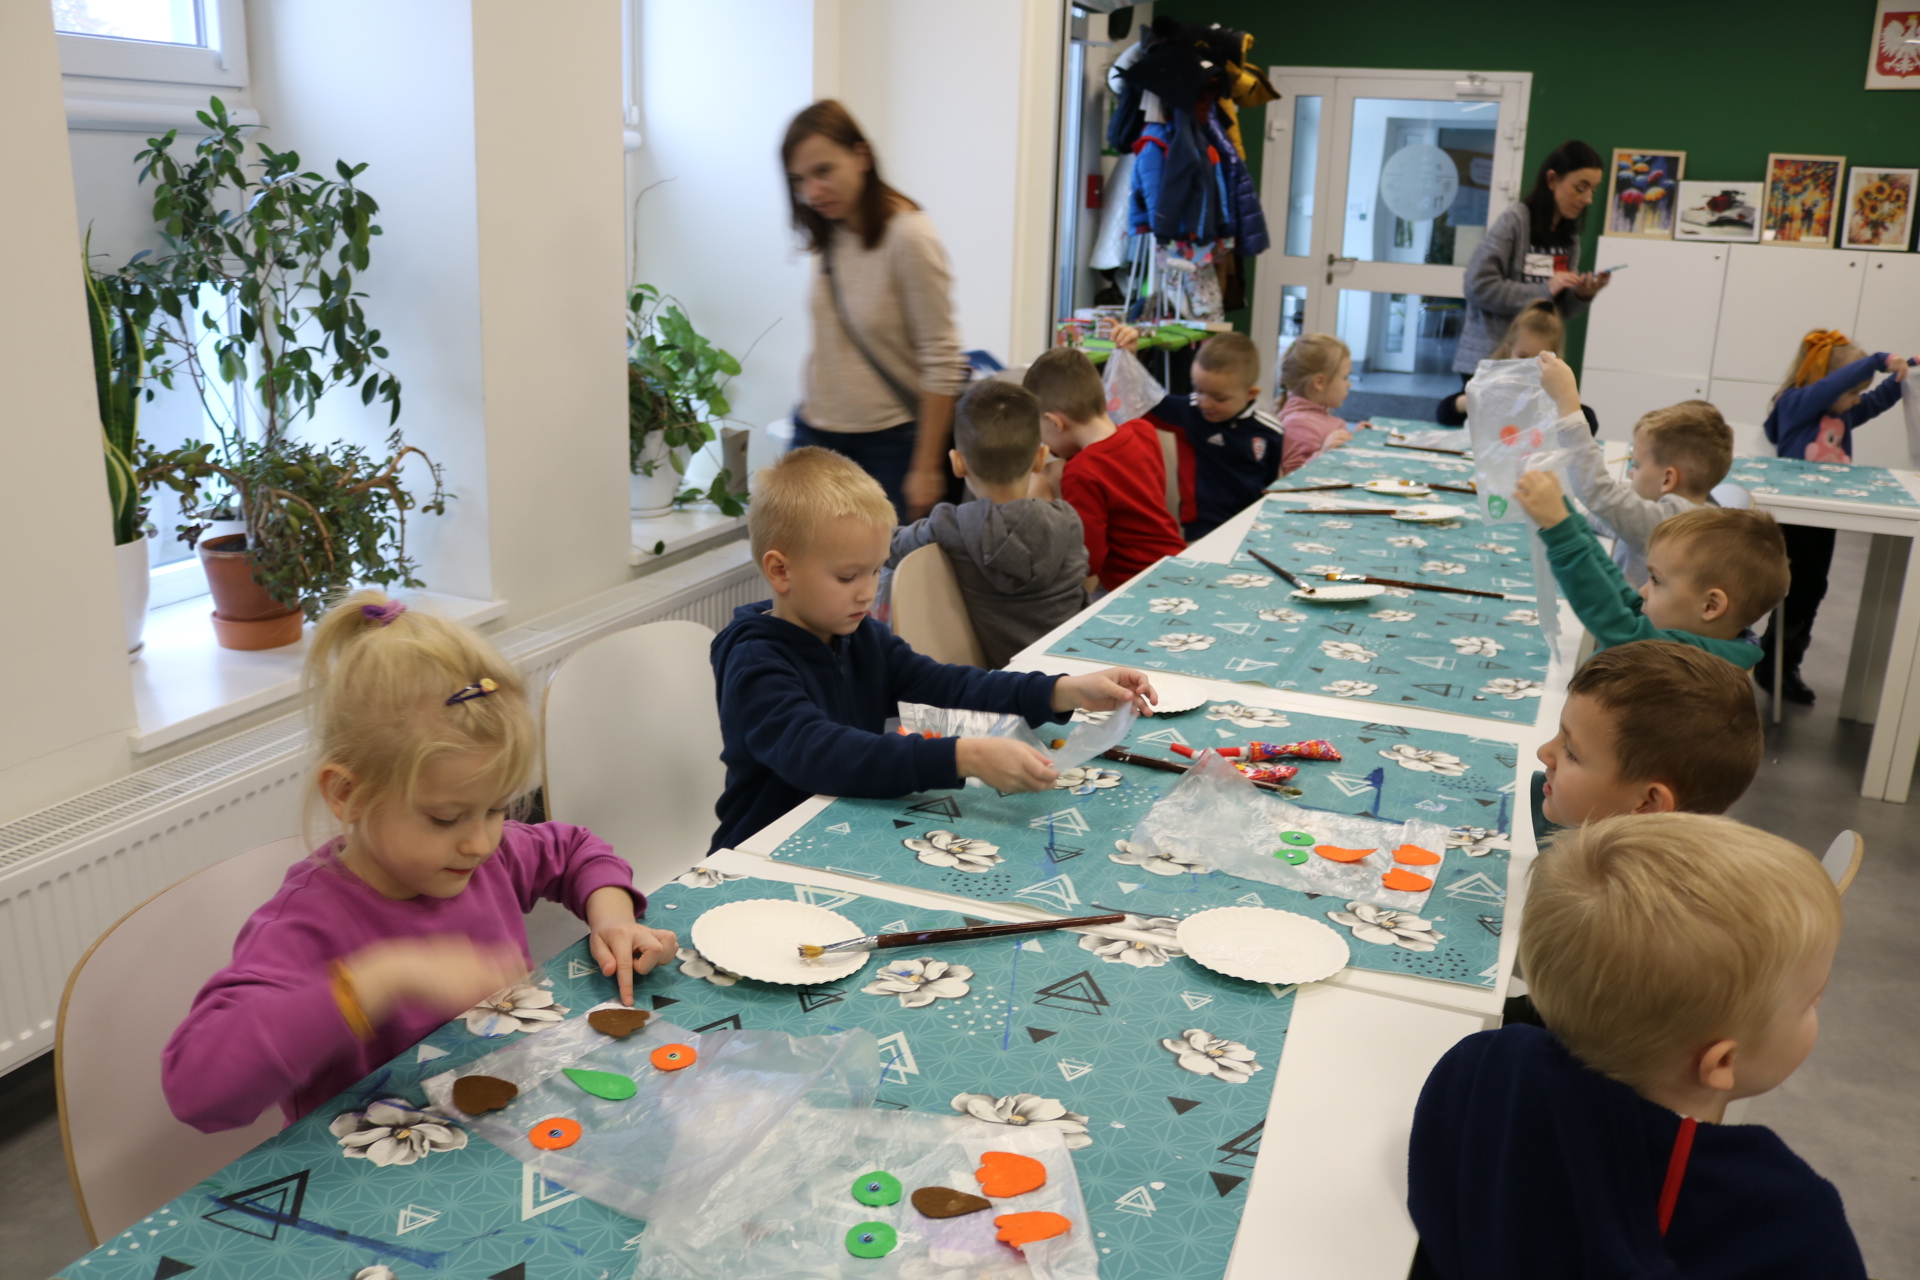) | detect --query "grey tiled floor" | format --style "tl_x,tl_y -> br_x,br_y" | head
2,532 -> 1914,1279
